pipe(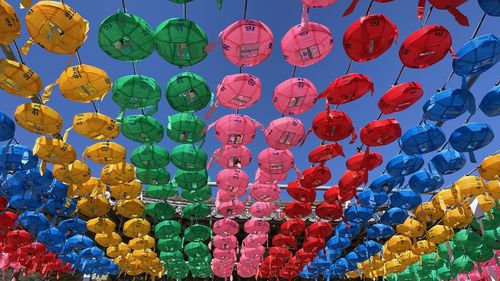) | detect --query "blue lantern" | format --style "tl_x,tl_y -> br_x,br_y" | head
452,34 -> 500,80
386,153 -> 424,176
409,169 -> 444,193
479,85 -> 500,117
0,112 -> 15,142
369,173 -> 405,193
449,122 -> 494,162
0,144 -> 38,173
399,124 -> 446,155
423,88 -> 475,123
429,149 -> 466,175
358,189 -> 388,209
58,218 -> 87,236
367,224 -> 395,239
390,190 -> 422,210
478,0 -> 500,16
380,207 -> 408,226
